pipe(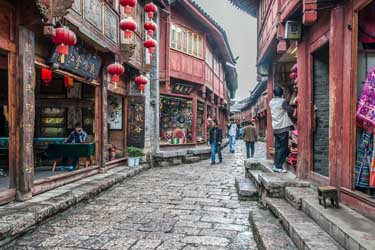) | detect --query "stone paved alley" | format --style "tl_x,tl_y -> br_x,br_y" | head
10,142 -> 264,250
